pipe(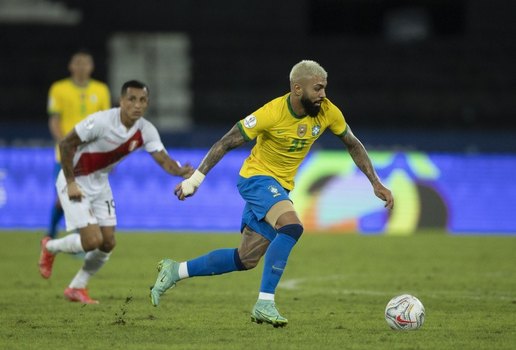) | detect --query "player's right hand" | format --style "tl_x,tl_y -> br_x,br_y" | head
174,181 -> 196,201
67,181 -> 84,202
173,170 -> 205,200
